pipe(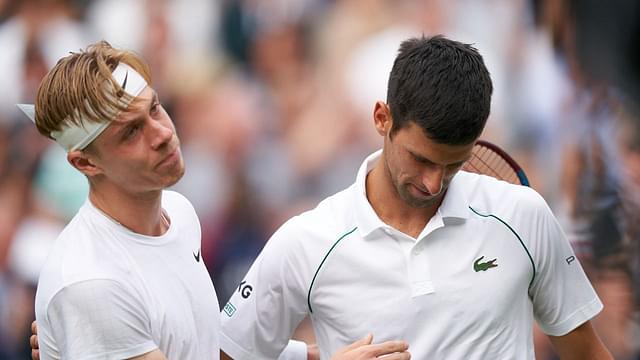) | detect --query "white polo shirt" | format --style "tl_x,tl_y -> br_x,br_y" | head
220,150 -> 603,360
